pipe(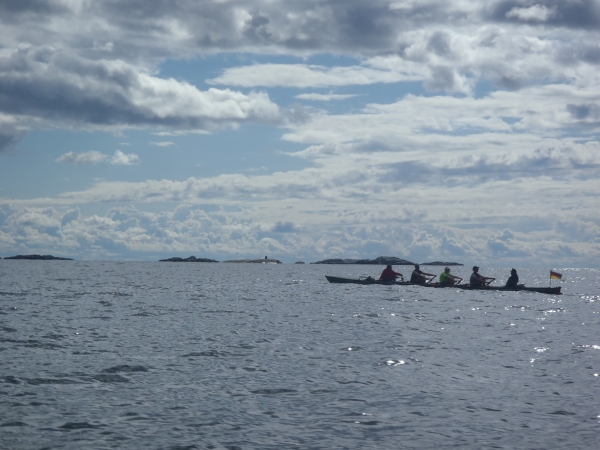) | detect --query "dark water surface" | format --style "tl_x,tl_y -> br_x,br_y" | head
1,262 -> 598,449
